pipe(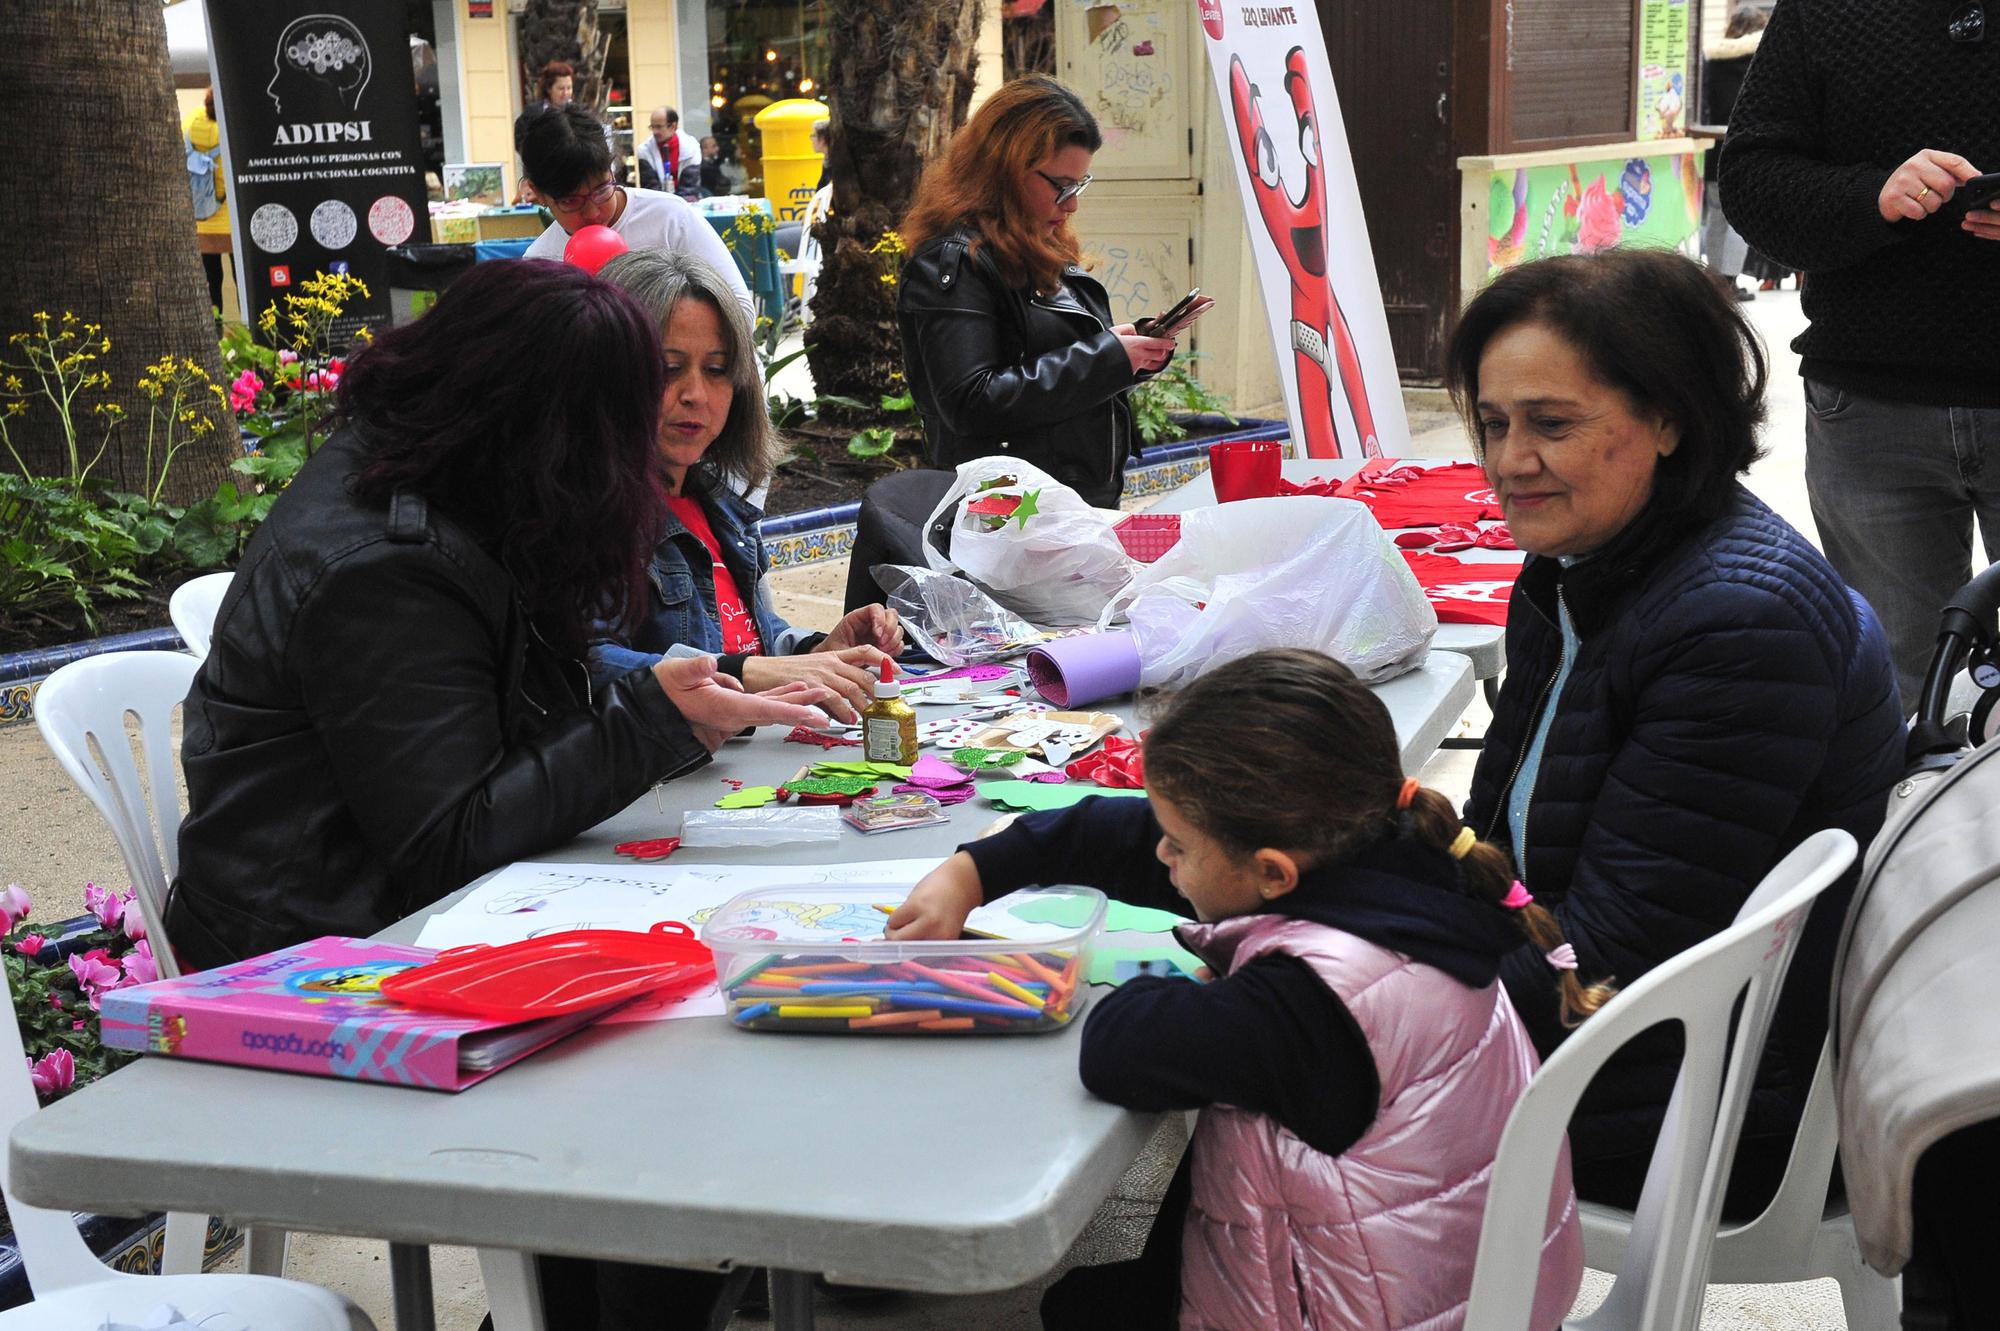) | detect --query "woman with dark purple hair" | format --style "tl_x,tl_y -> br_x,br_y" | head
168,258 -> 833,975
